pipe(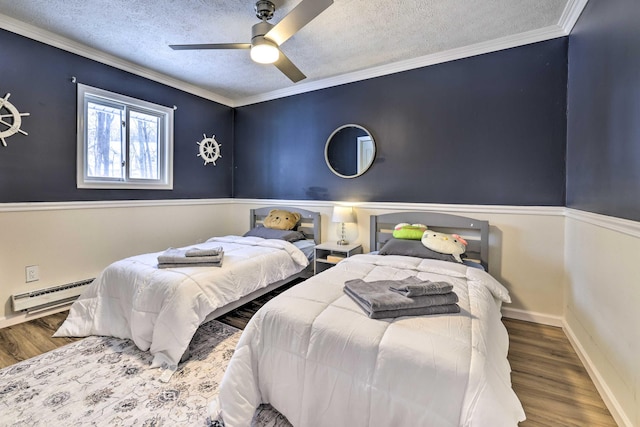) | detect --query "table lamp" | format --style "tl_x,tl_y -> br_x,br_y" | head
332,206 -> 356,245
